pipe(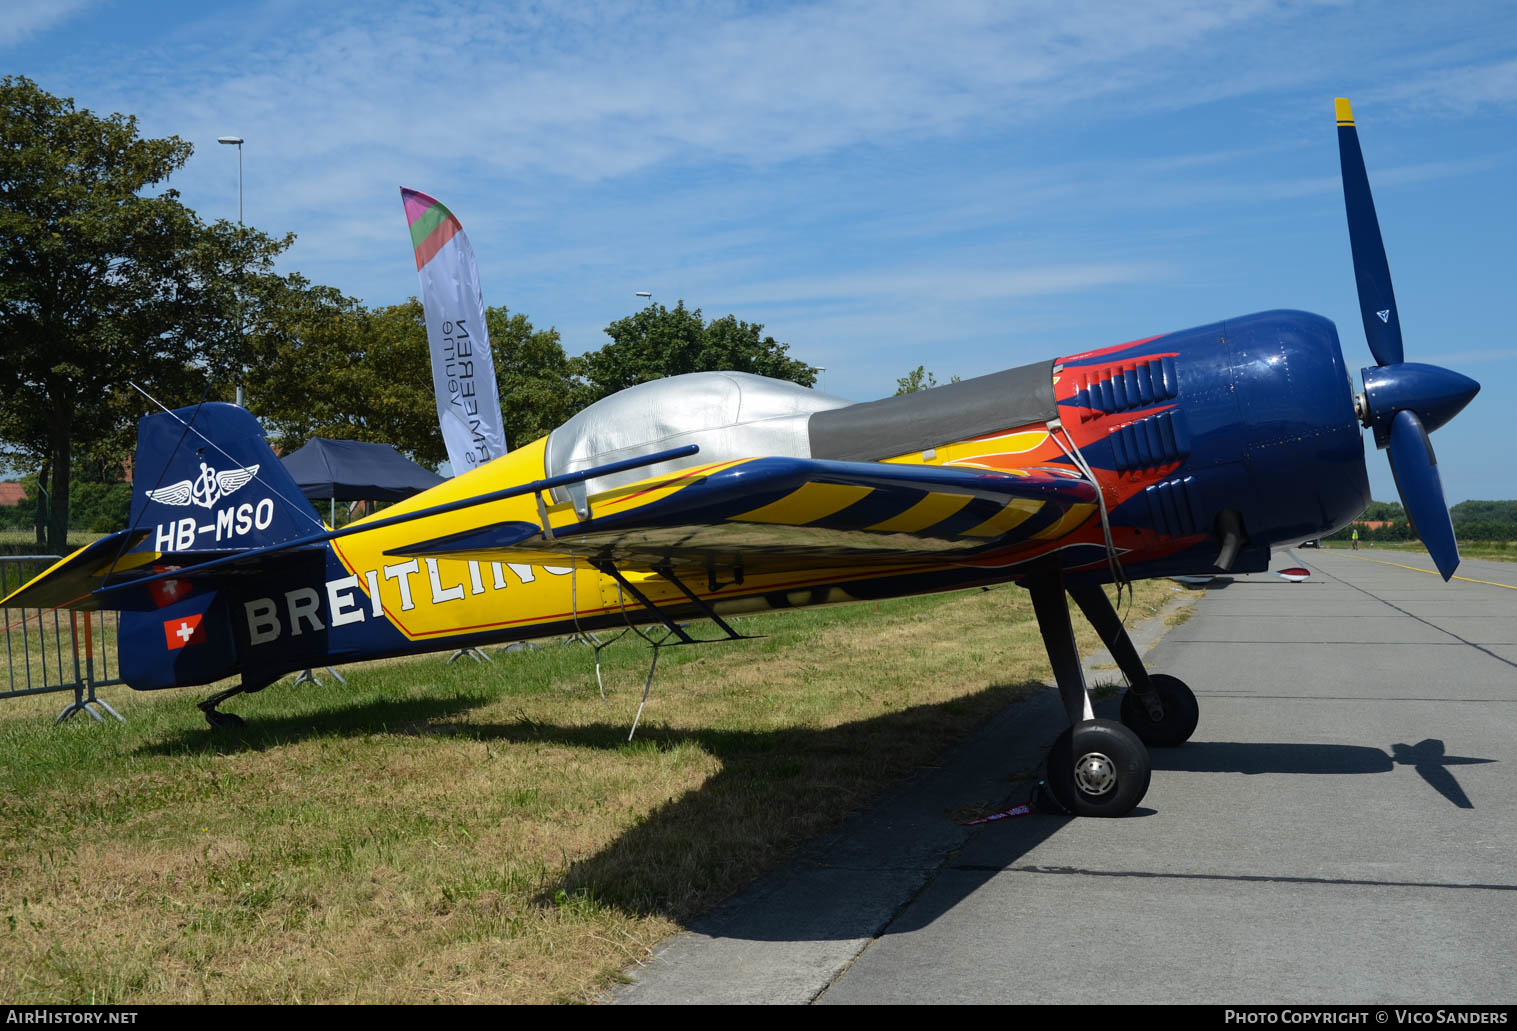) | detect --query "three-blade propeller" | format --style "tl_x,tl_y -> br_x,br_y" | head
1336,98 -> 1479,580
